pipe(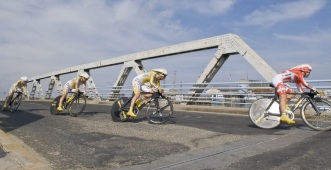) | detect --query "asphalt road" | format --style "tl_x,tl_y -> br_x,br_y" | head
0,101 -> 330,170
